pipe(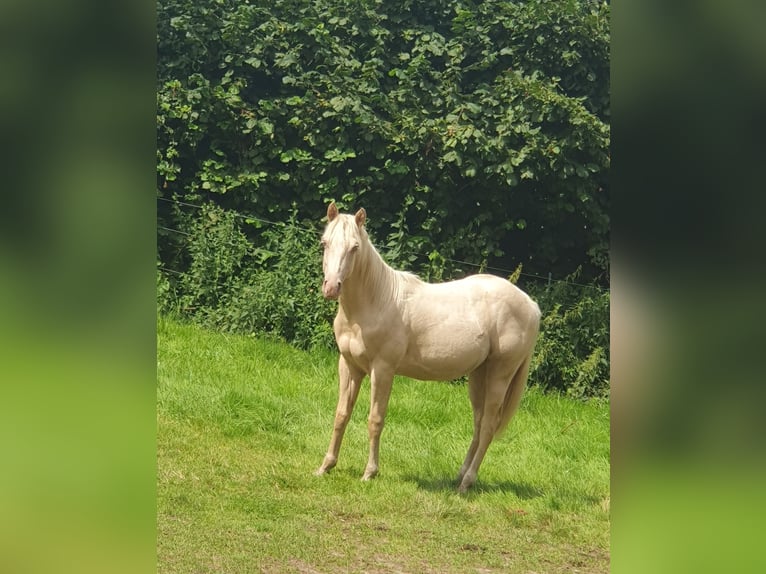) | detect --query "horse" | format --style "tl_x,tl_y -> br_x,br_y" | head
314,202 -> 541,492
